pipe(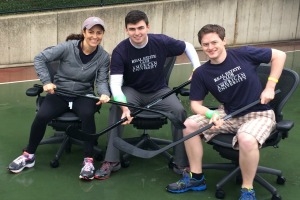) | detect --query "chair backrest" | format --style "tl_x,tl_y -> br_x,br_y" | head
163,57 -> 177,85
257,64 -> 299,122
